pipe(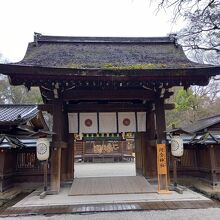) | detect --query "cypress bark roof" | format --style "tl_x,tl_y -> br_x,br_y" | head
17,34 -> 208,69
0,34 -> 219,87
